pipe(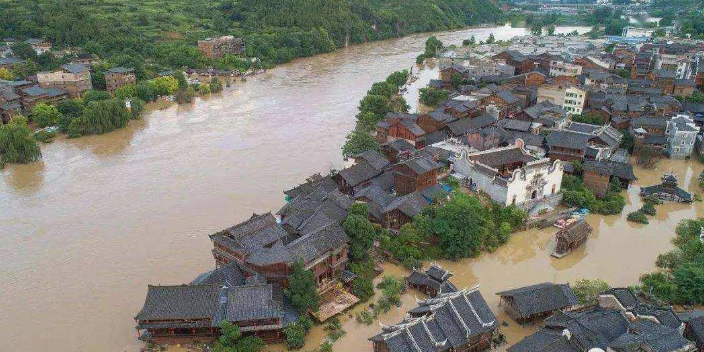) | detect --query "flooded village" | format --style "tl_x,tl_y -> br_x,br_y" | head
3,22 -> 704,352
132,24 -> 704,352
